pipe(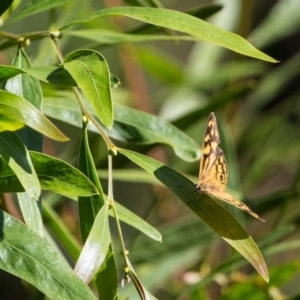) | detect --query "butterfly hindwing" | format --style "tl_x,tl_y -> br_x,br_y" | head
210,191 -> 264,221
196,112 -> 264,222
